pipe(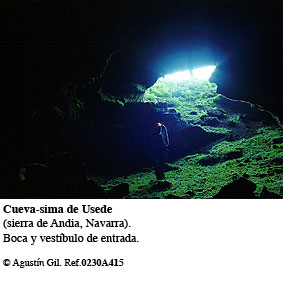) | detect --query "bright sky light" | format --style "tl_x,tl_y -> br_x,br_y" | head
163,66 -> 216,81
164,70 -> 192,81
192,66 -> 216,80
